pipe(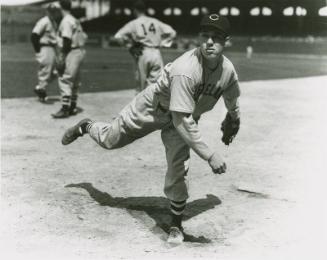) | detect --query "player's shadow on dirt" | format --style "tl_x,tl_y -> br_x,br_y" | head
66,182 -> 221,244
